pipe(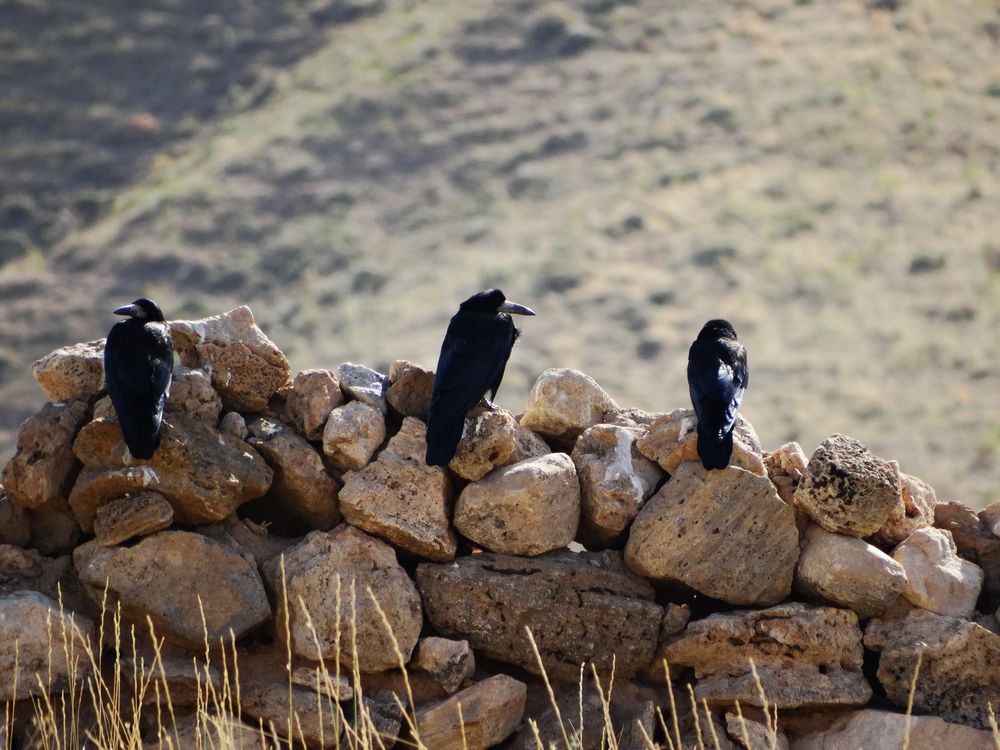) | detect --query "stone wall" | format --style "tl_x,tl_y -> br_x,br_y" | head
2,305 -> 999,749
